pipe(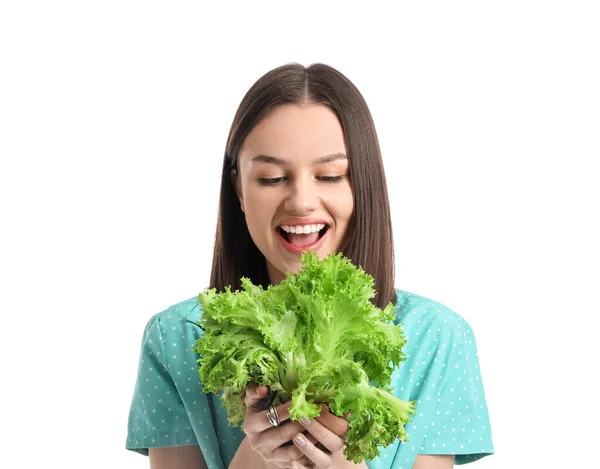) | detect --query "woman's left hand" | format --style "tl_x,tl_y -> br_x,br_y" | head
290,404 -> 368,469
